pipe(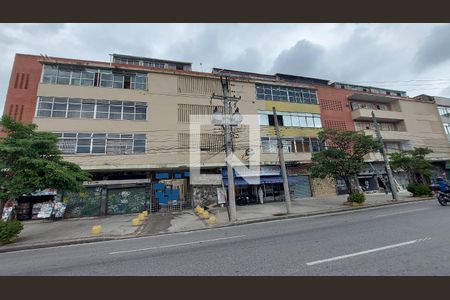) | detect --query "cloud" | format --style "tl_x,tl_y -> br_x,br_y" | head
414,24 -> 450,71
2,24 -> 450,115
439,85 -> 450,98
270,40 -> 325,76
220,48 -> 265,73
